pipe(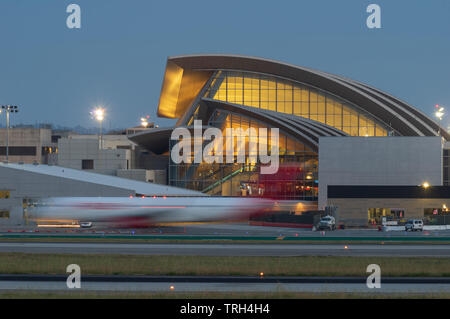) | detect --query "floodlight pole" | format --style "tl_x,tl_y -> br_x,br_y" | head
100,119 -> 103,149
6,110 -> 9,162
1,105 -> 18,163
92,108 -> 105,150
435,105 -> 445,136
